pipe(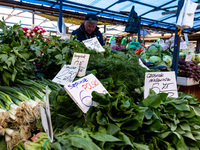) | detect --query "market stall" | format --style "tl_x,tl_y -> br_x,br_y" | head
0,0 -> 200,150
